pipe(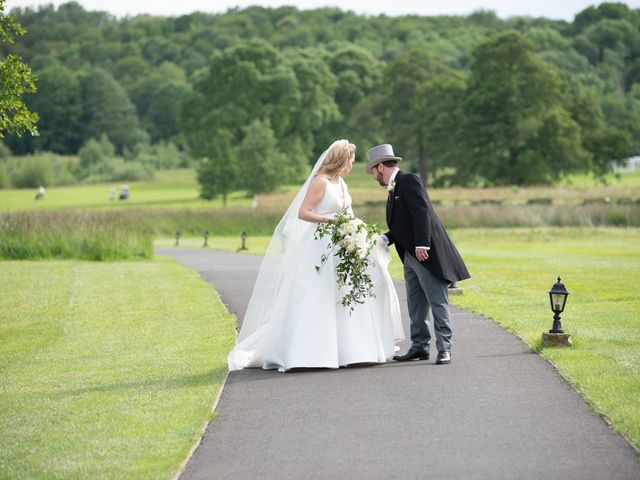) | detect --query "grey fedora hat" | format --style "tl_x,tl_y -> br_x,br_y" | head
366,144 -> 402,172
